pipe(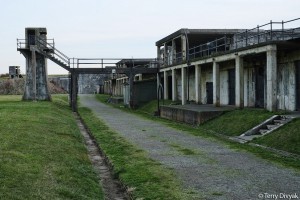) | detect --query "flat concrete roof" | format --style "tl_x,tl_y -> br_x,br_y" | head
156,28 -> 244,46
